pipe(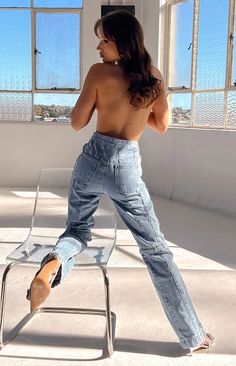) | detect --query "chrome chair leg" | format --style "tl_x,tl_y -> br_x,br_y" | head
0,263 -> 36,349
101,266 -> 113,357
0,263 -> 15,349
0,263 -> 115,356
